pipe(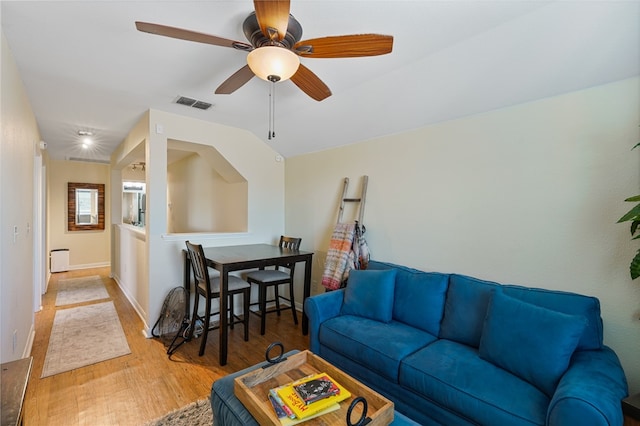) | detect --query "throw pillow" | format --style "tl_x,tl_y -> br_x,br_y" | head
479,291 -> 587,397
341,269 -> 397,323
